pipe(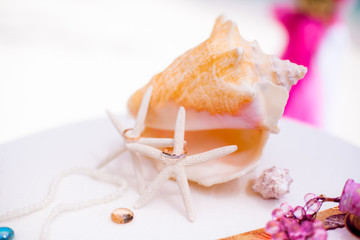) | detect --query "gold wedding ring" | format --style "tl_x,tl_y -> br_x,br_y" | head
162,147 -> 187,159
122,129 -> 140,142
